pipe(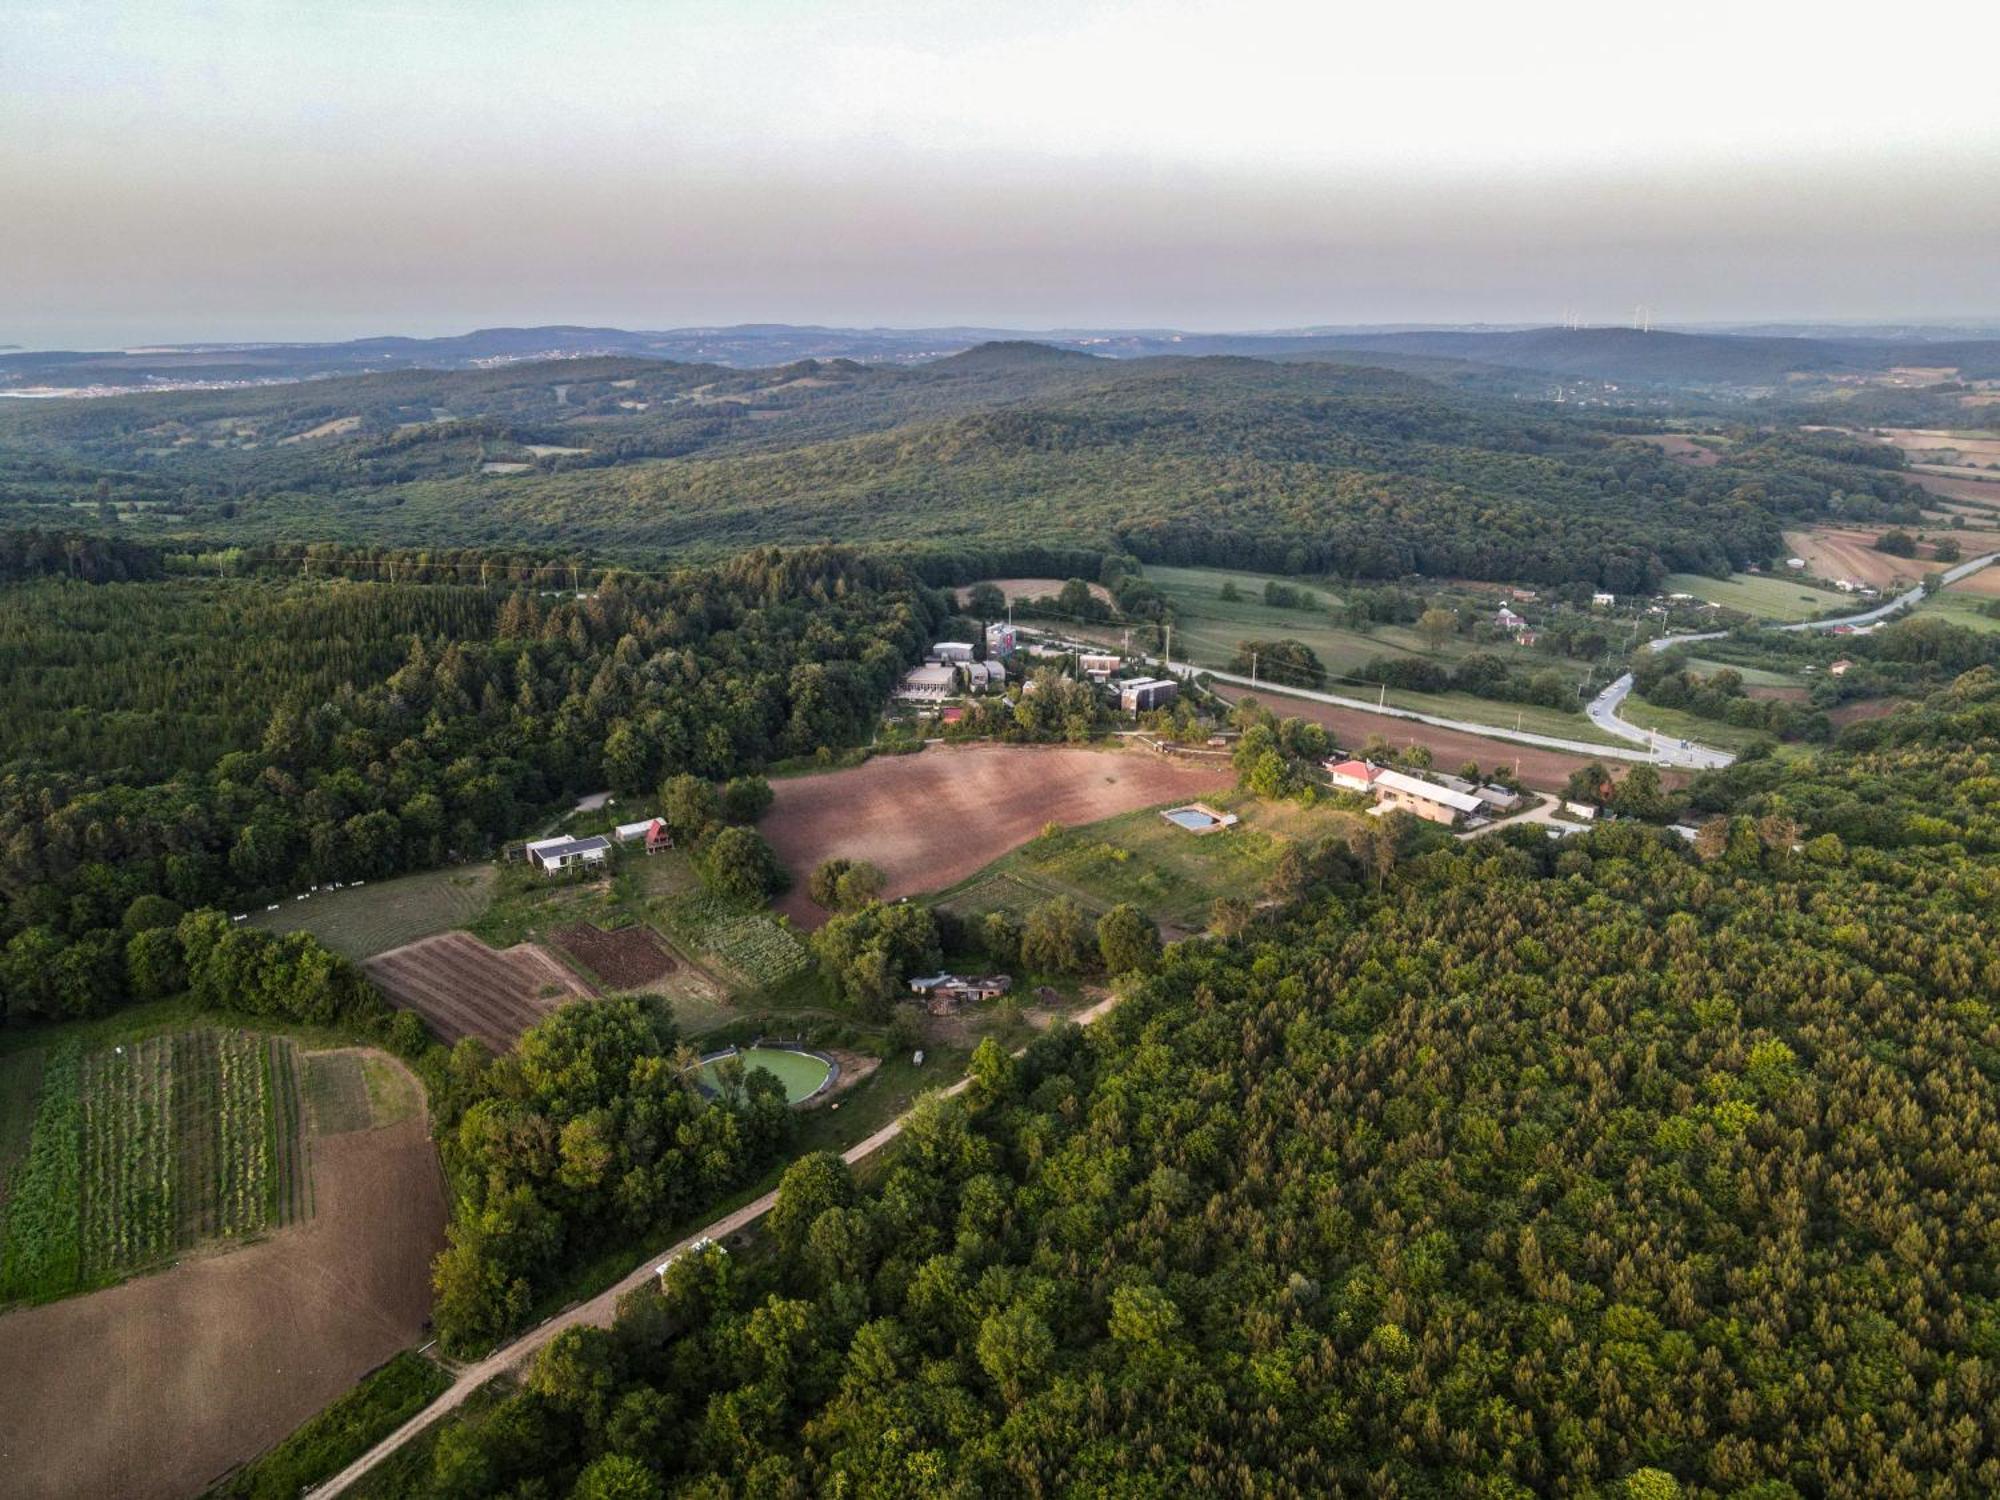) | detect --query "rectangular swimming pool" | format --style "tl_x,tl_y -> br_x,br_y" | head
1165,808 -> 1220,830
